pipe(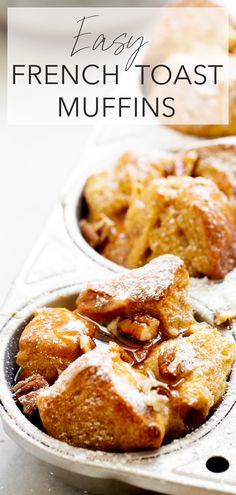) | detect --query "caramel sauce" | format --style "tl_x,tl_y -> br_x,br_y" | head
83,316 -> 178,401
95,327 -> 161,366
14,312 -> 178,402
75,314 -> 182,401
75,313 -> 163,366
